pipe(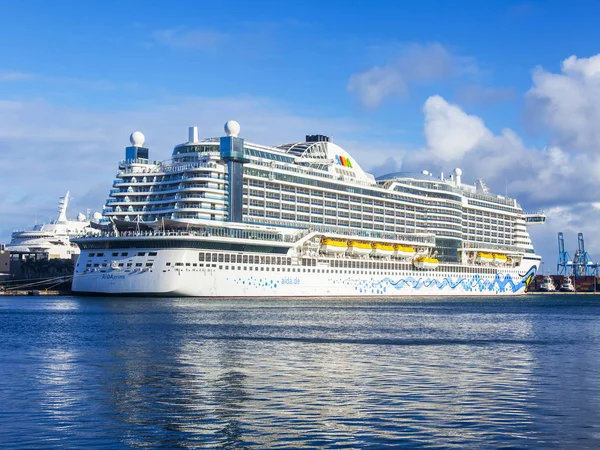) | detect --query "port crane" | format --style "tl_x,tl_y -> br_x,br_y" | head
572,233 -> 599,277
557,232 -> 572,276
